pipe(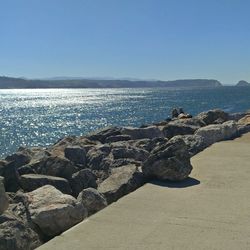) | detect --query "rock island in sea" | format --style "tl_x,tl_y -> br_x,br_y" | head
0,109 -> 250,250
